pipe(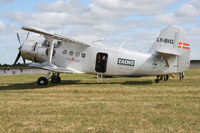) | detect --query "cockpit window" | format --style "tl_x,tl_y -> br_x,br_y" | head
54,40 -> 62,48
42,39 -> 62,48
42,39 -> 51,47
